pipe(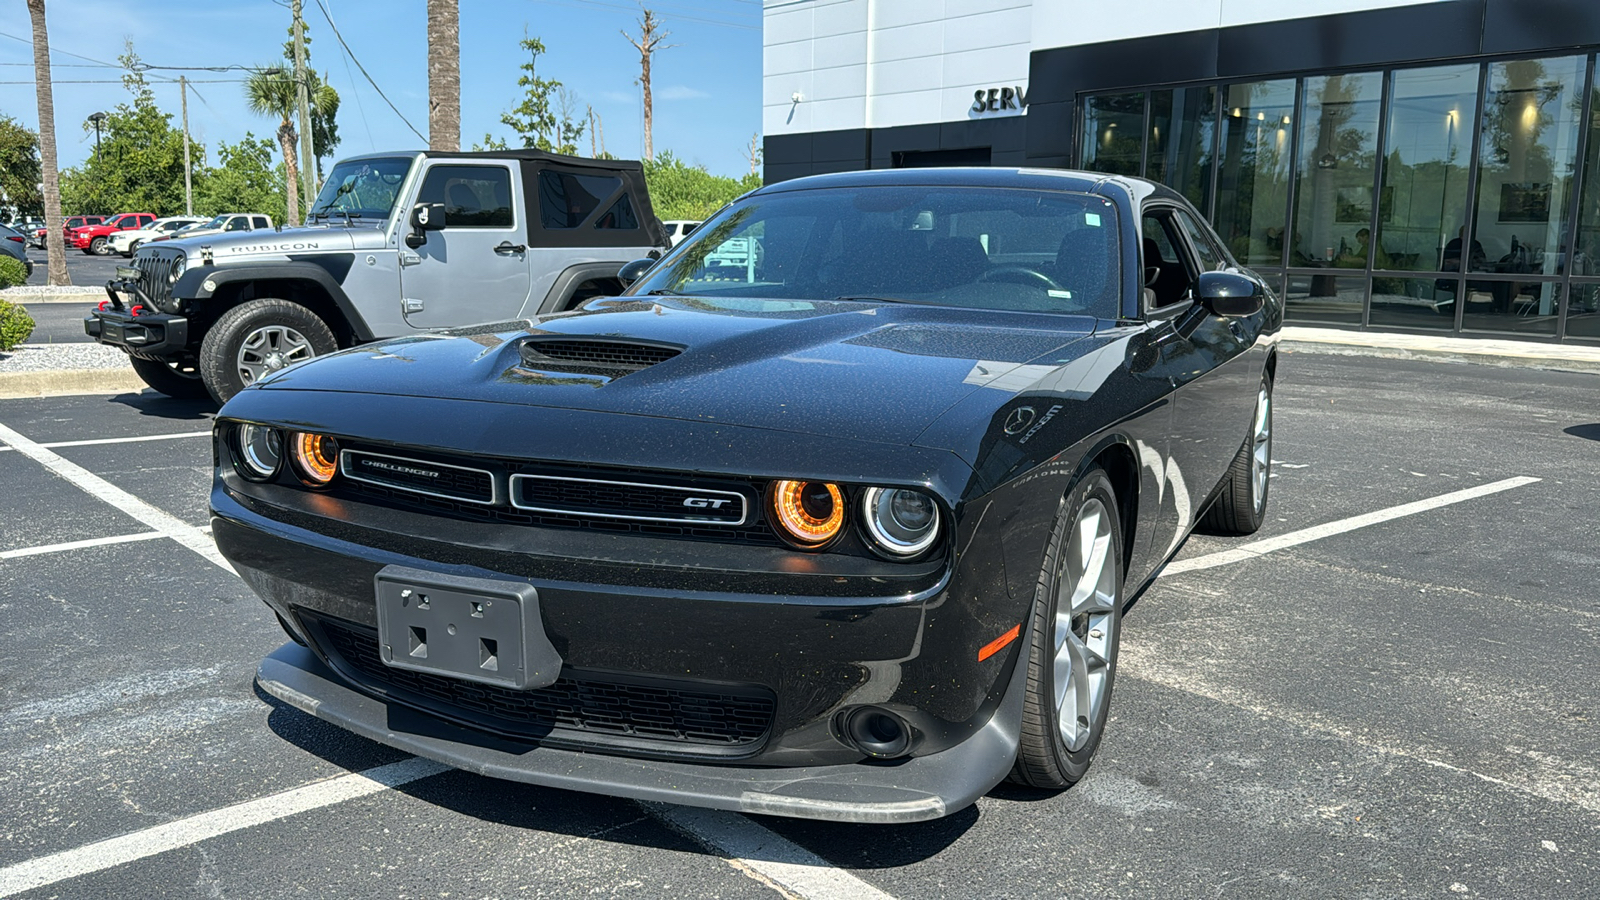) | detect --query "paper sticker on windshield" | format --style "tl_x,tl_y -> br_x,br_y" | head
1085,212 -> 1102,227
1048,289 -> 1073,299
